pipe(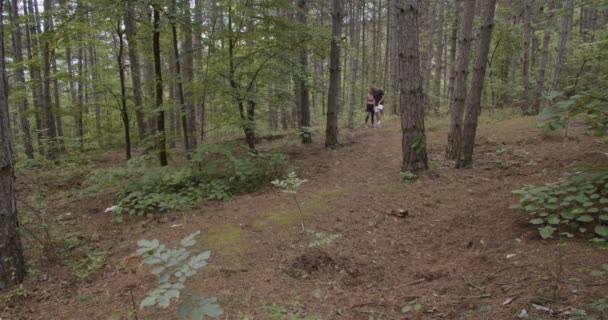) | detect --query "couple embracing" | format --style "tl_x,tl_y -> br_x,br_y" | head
364,84 -> 384,129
